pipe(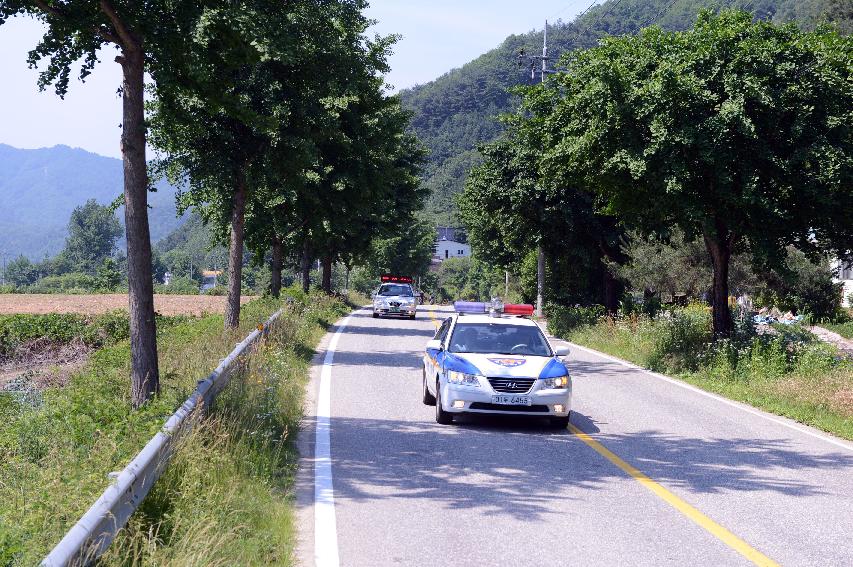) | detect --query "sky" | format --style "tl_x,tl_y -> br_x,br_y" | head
0,1 -> 591,159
